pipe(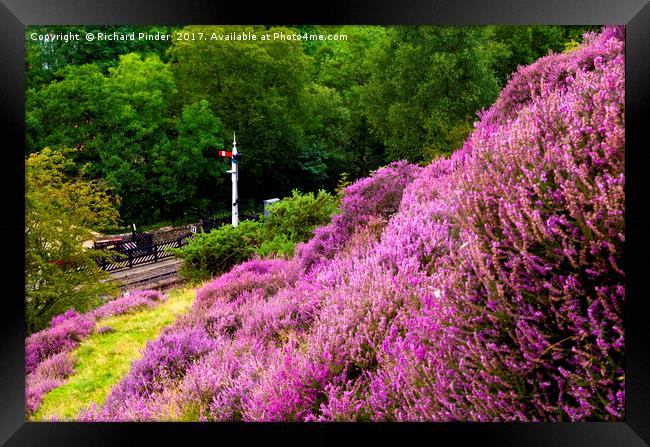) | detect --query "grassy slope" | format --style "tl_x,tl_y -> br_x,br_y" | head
32,287 -> 196,421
